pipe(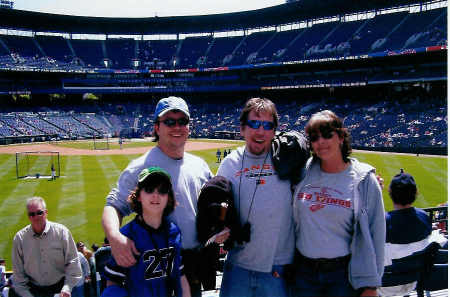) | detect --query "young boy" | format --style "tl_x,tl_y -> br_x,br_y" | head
101,167 -> 190,297
379,170 -> 447,296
